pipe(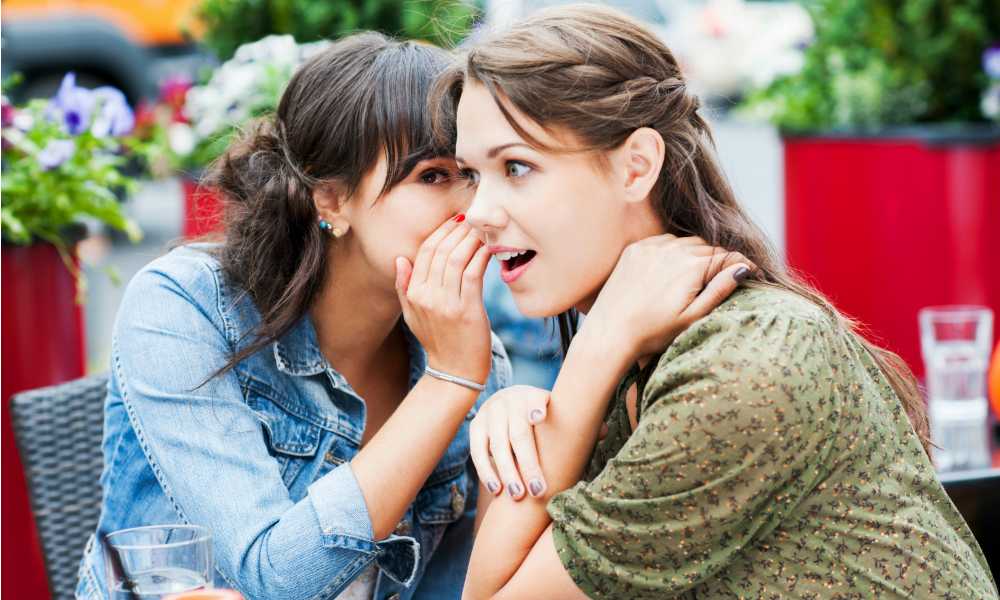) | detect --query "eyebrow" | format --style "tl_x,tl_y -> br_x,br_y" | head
456,142 -> 535,165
